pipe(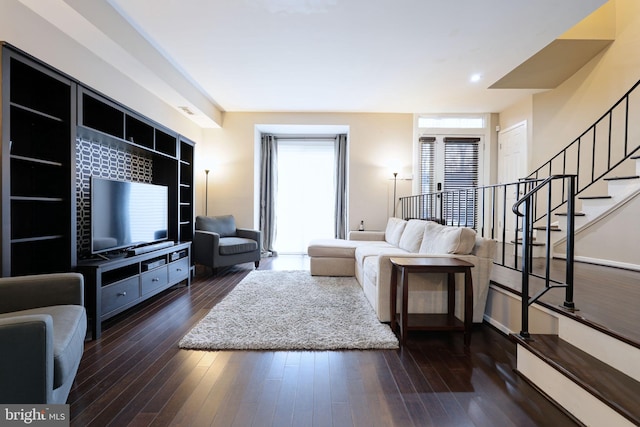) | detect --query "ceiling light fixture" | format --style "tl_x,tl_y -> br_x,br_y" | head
470,74 -> 482,83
